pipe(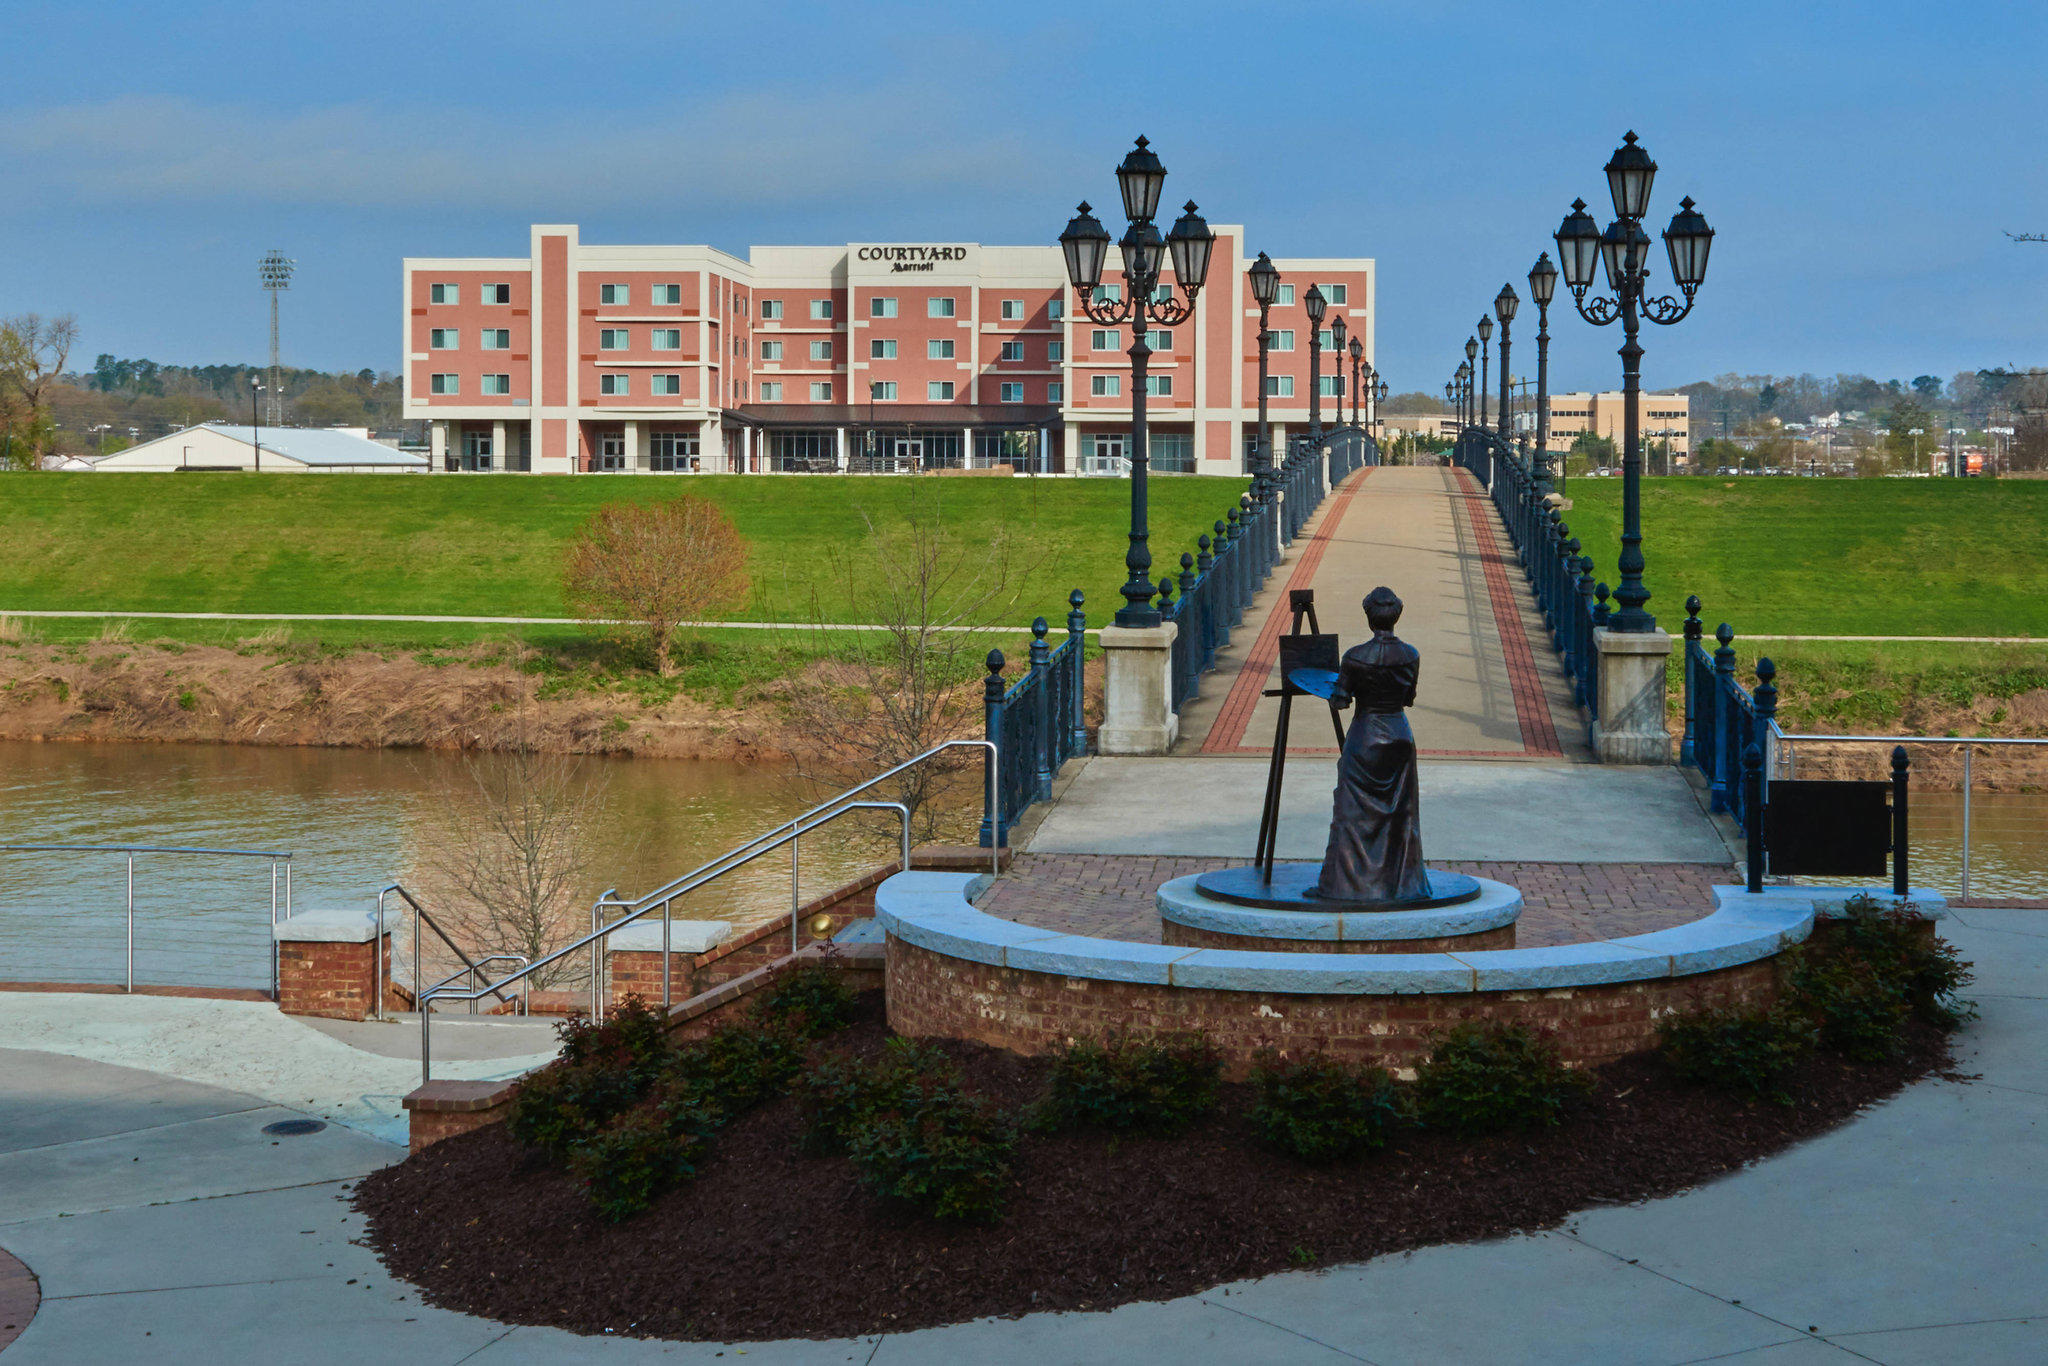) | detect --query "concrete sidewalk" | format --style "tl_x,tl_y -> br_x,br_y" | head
1024,756 -> 1739,864
0,907 -> 2039,1363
